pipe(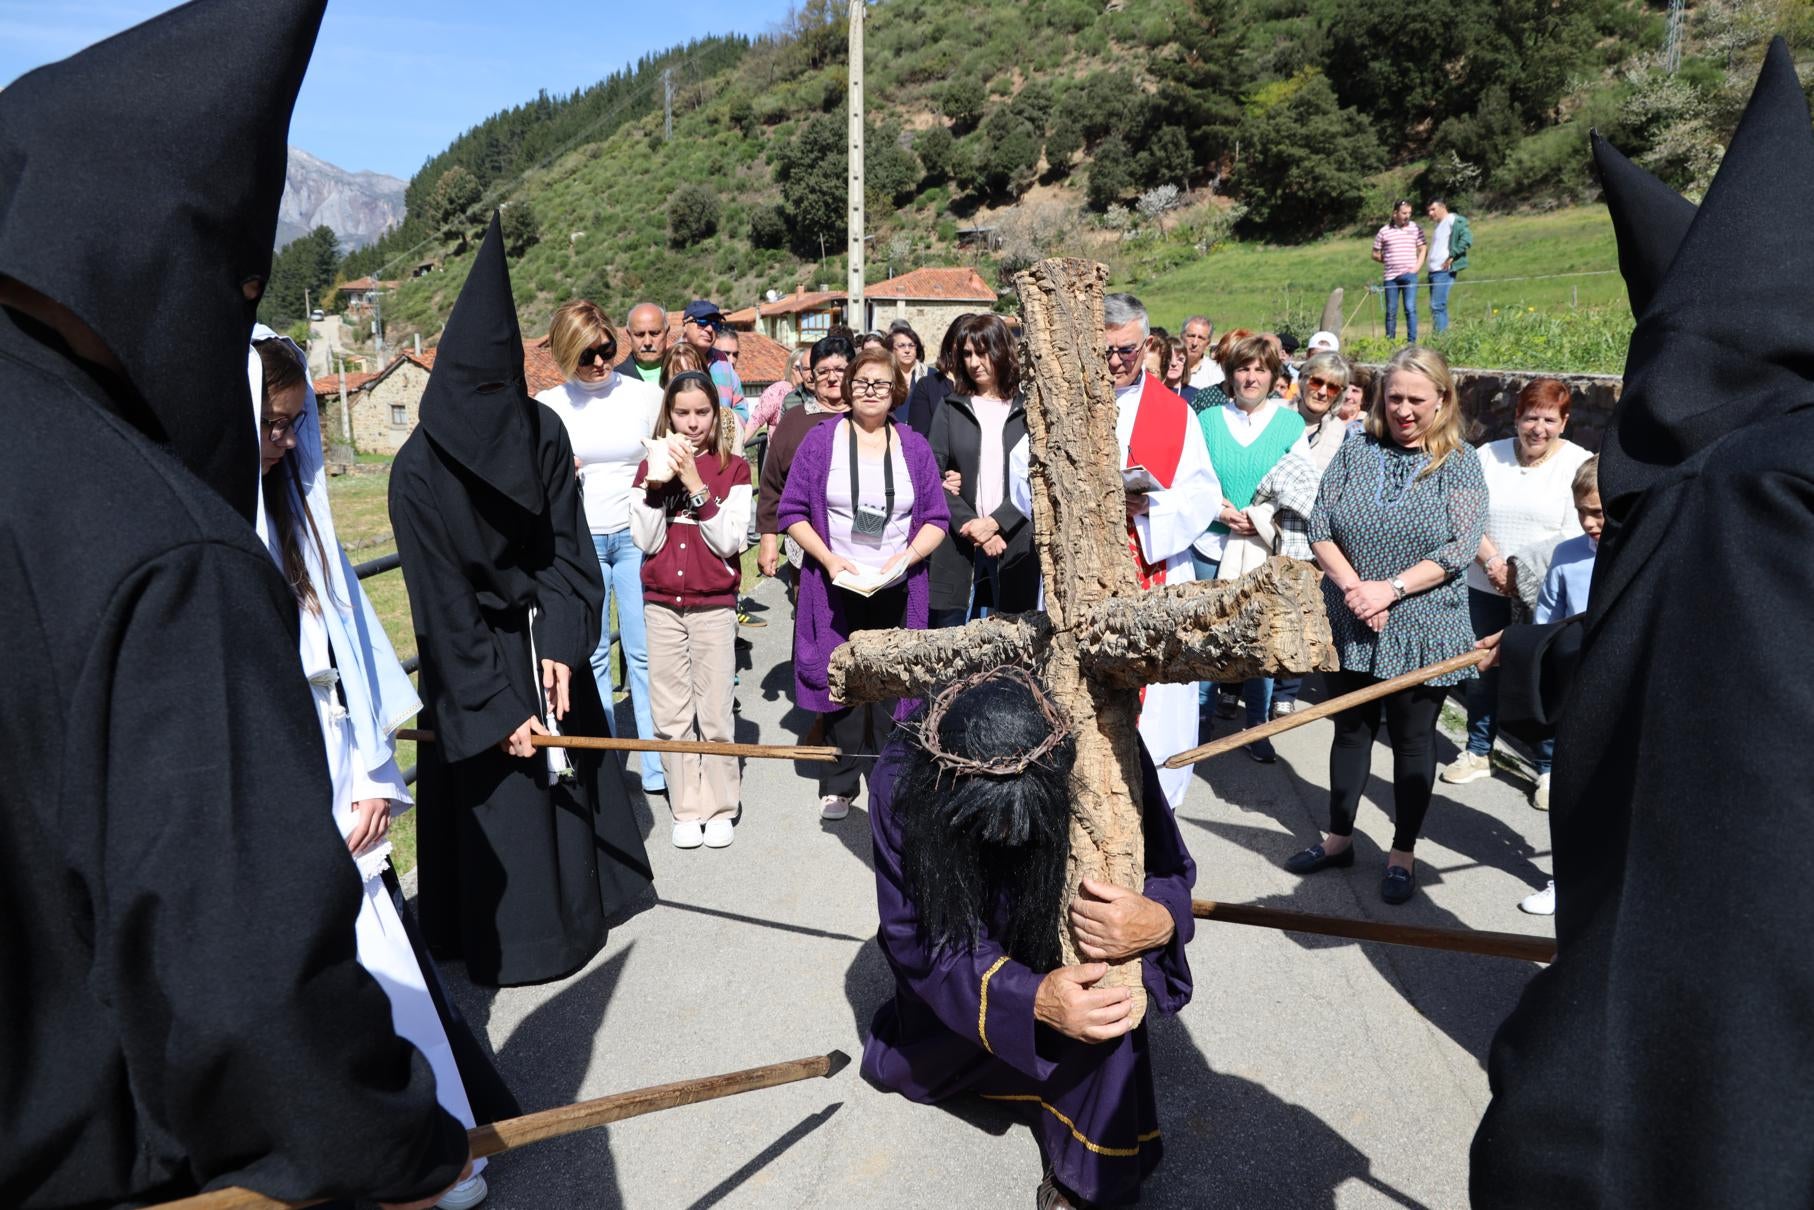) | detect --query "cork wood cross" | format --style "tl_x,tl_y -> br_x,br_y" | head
829,258 -> 1336,1022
